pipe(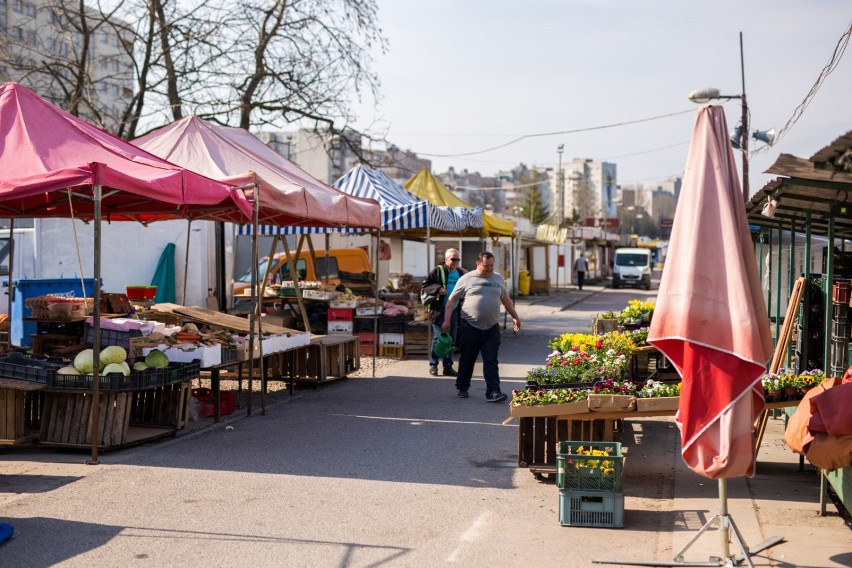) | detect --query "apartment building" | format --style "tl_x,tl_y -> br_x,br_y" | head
0,0 -> 134,132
